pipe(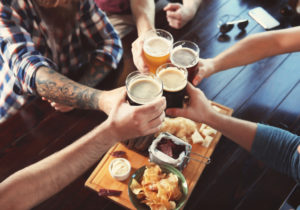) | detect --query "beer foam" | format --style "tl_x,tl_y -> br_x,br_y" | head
143,36 -> 172,57
157,67 -> 187,92
171,47 -> 199,68
128,78 -> 162,104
